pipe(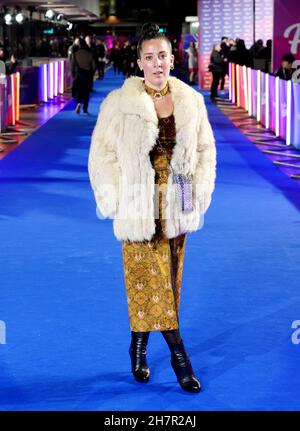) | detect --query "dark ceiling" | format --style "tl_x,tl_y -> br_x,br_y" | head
103,0 -> 198,33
